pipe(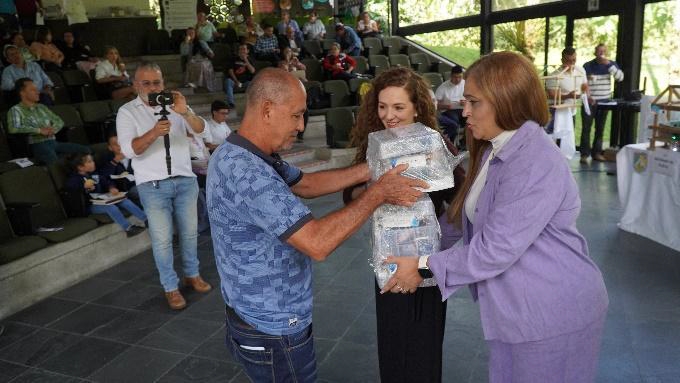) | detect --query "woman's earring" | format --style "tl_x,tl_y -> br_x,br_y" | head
414,113 -> 418,118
